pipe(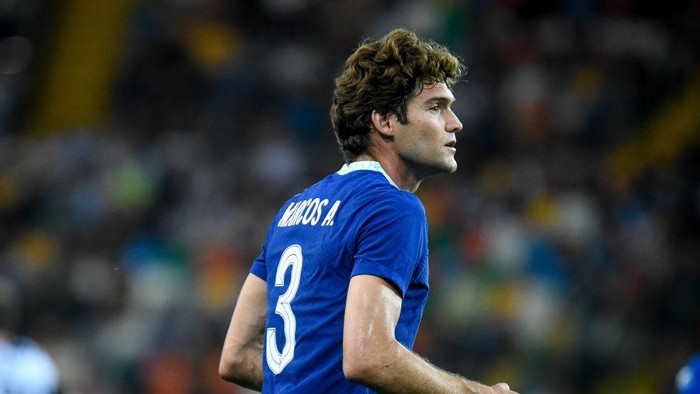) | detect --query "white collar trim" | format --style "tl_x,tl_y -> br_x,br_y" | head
337,161 -> 398,188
